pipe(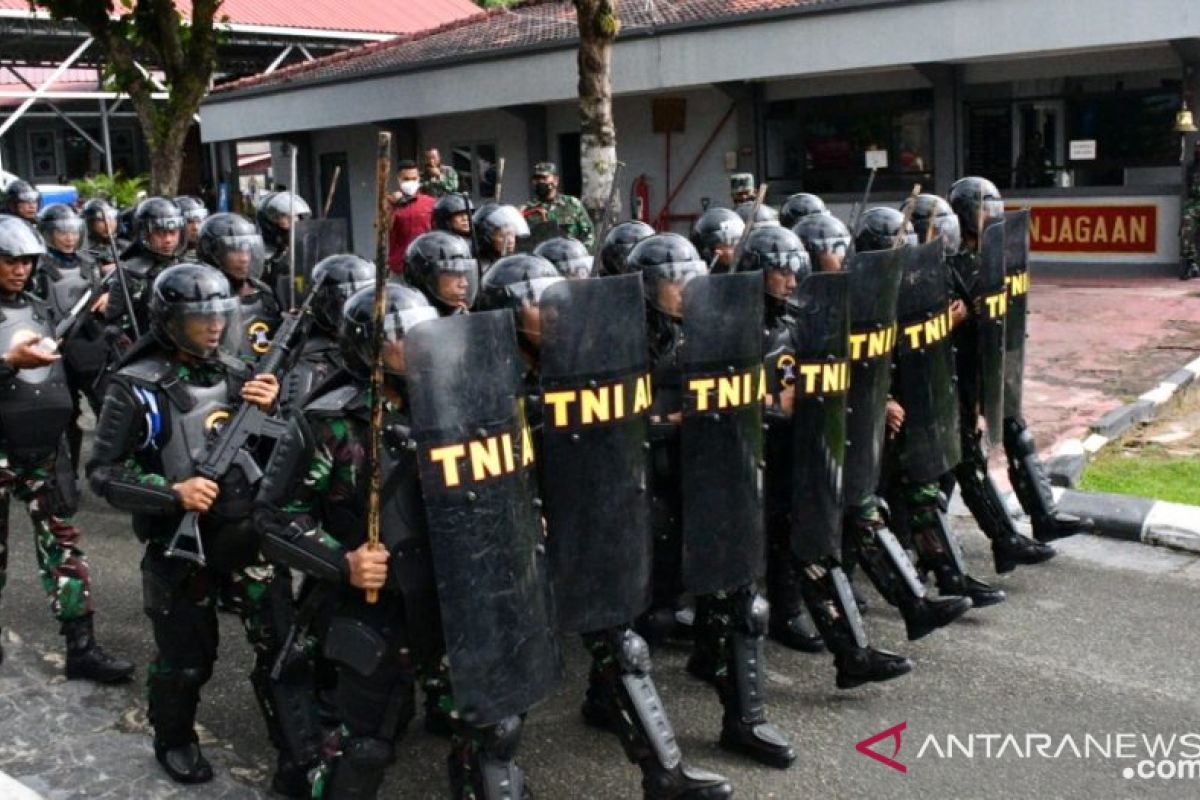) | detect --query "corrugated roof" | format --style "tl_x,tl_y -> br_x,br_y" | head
0,0 -> 480,36
210,0 -> 893,98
